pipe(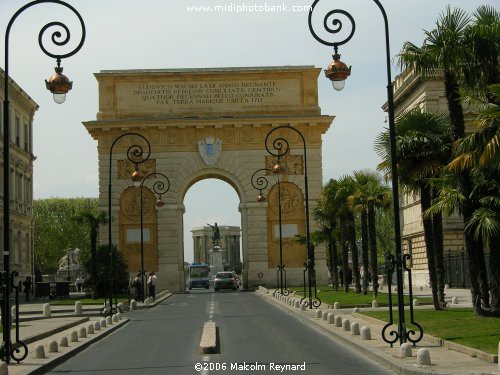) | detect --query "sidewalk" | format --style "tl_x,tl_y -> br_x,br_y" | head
1,291 -> 173,374
257,287 -> 499,375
